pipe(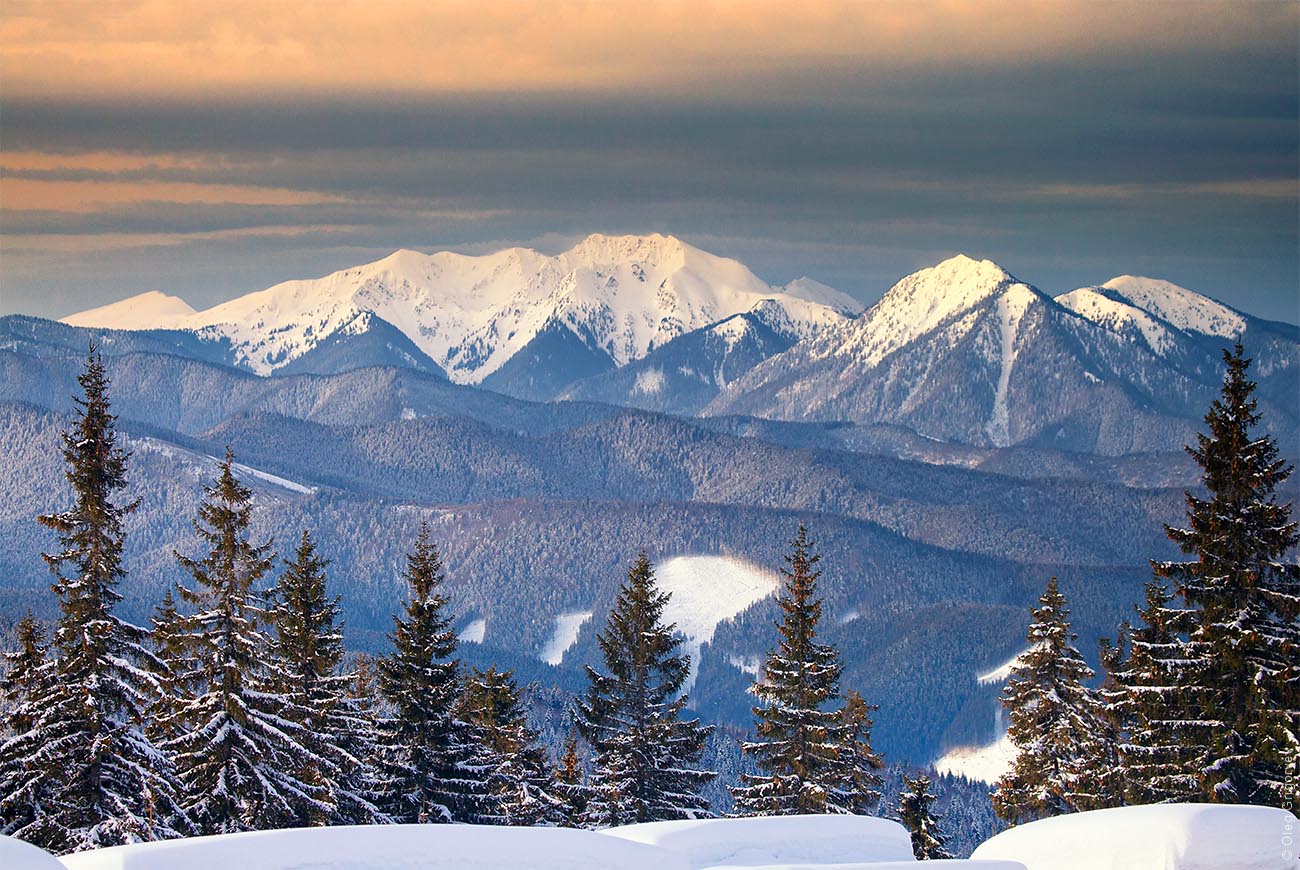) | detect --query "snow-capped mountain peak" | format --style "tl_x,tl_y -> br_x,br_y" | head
1100,275 -> 1245,339
61,290 -> 196,330
59,234 -> 858,387
811,253 -> 1036,369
